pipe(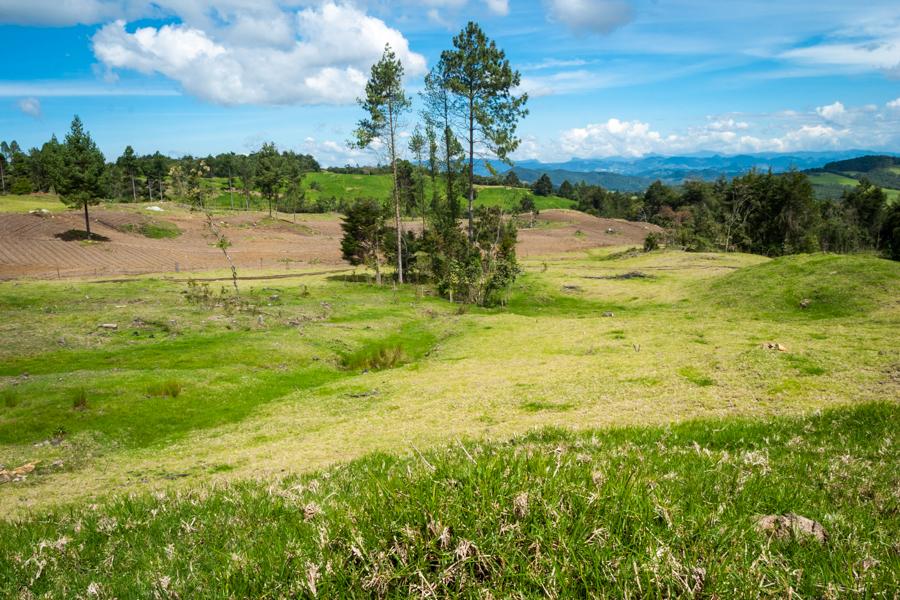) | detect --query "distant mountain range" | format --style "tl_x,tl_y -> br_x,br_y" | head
479,151 -> 900,191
